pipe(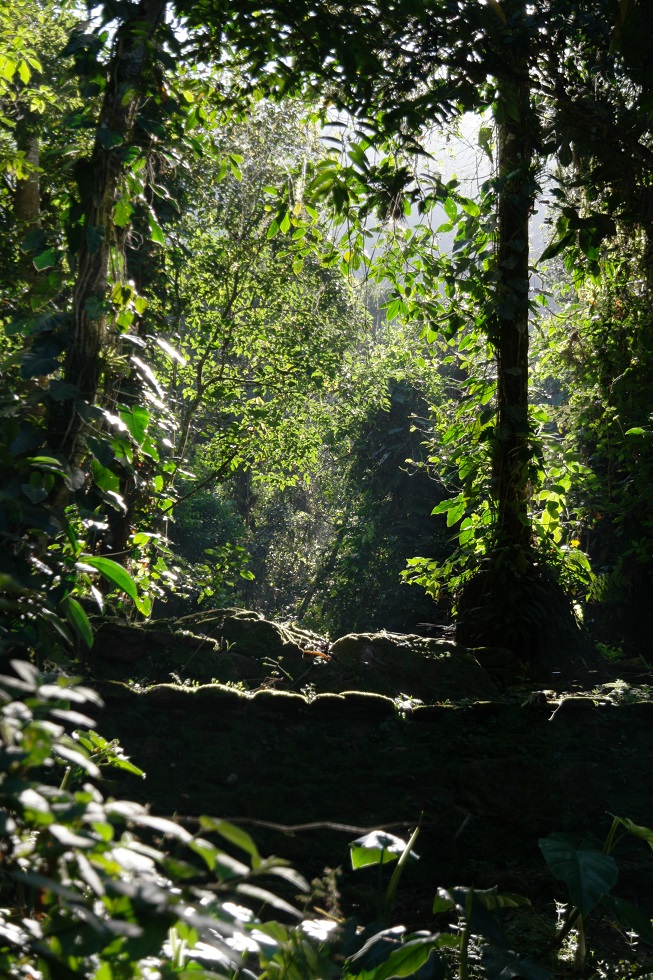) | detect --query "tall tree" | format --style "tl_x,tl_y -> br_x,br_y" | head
46,0 -> 168,464
177,0 -> 653,671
